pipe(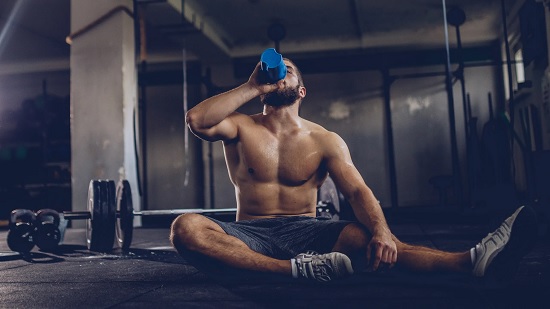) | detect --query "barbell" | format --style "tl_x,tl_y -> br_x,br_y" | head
68,178 -> 339,252
6,179 -> 340,253
63,179 -> 237,252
